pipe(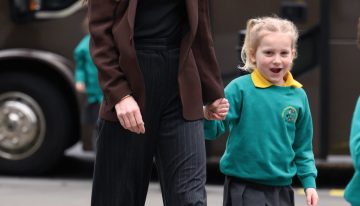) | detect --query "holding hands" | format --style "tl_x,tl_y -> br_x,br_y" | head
116,96 -> 229,133
204,98 -> 230,120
